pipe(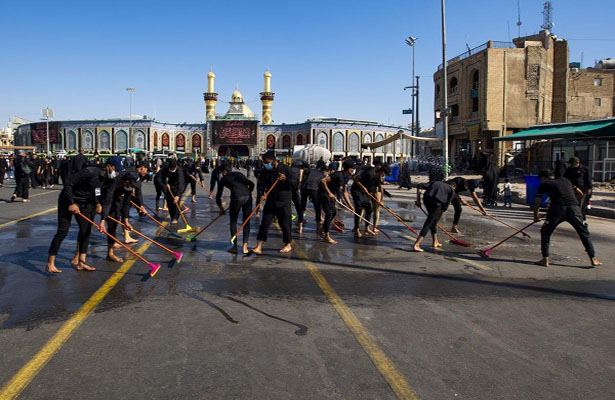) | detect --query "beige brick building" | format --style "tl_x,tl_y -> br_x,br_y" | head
433,30 -> 615,167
